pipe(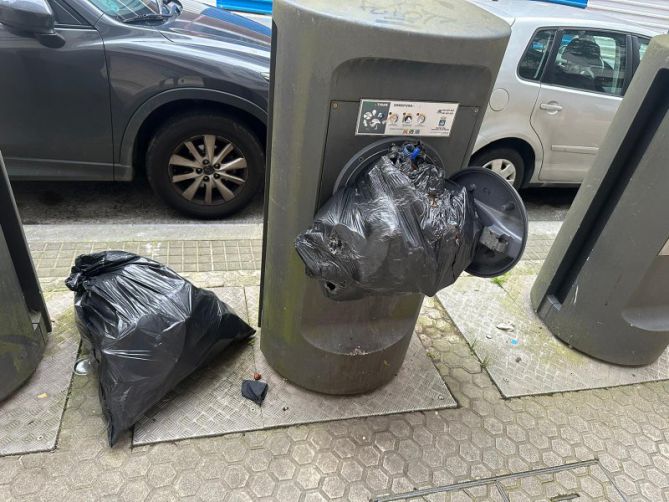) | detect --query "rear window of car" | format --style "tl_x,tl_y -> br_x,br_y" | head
518,29 -> 556,81
546,30 -> 627,97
